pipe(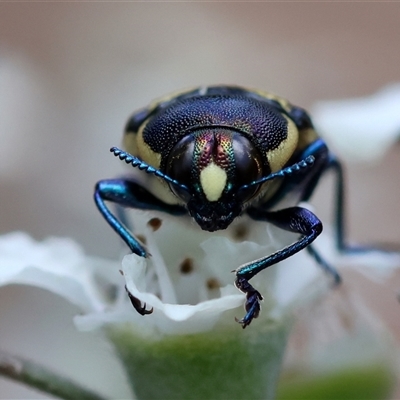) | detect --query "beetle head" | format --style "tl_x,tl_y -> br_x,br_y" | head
166,128 -> 264,231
